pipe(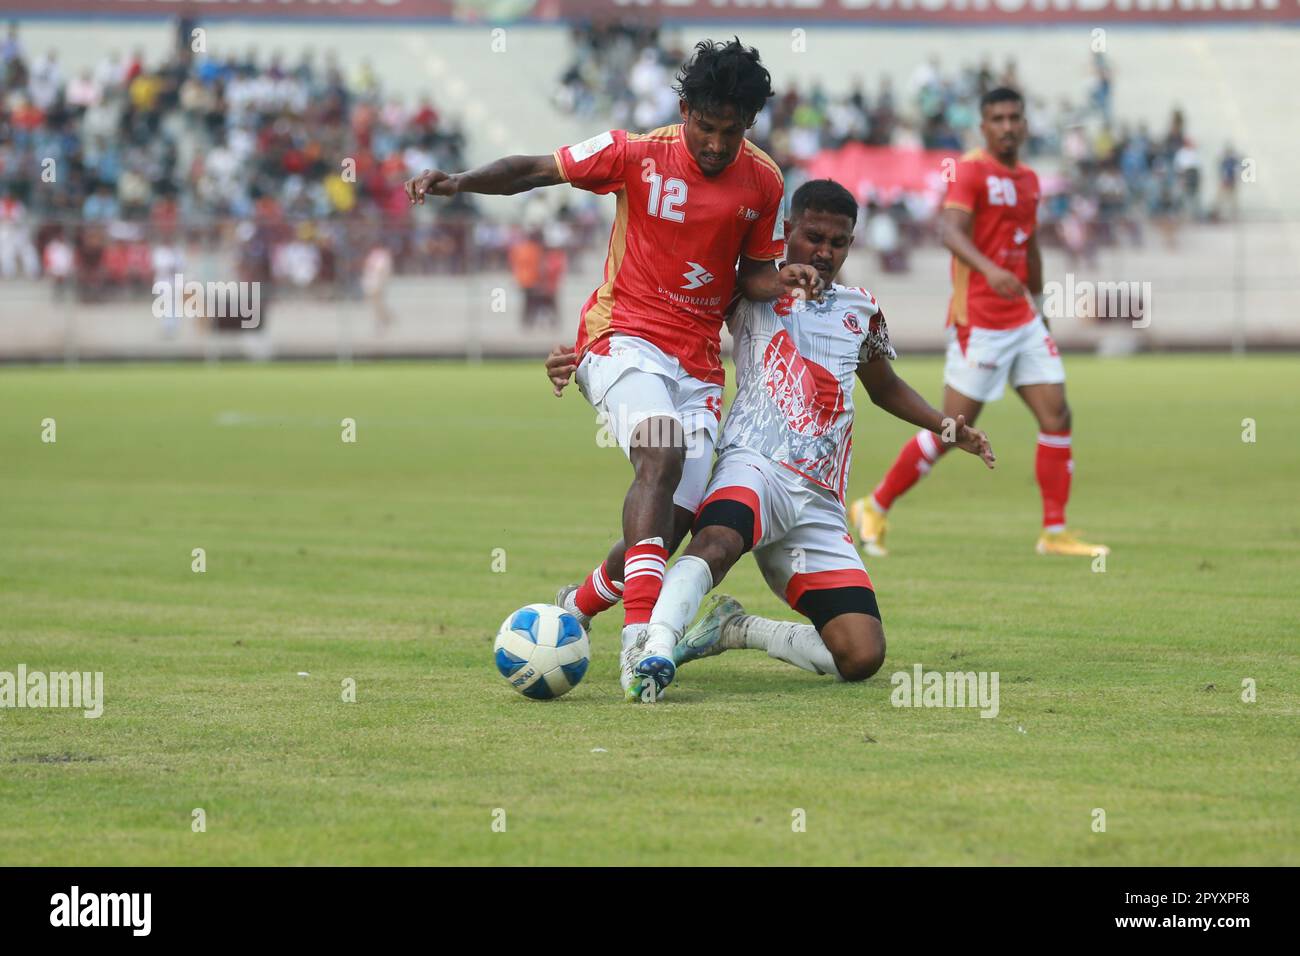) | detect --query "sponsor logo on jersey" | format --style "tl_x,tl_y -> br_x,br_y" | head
843,313 -> 863,335
737,205 -> 760,221
569,131 -> 614,162
681,261 -> 715,291
1013,227 -> 1030,245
